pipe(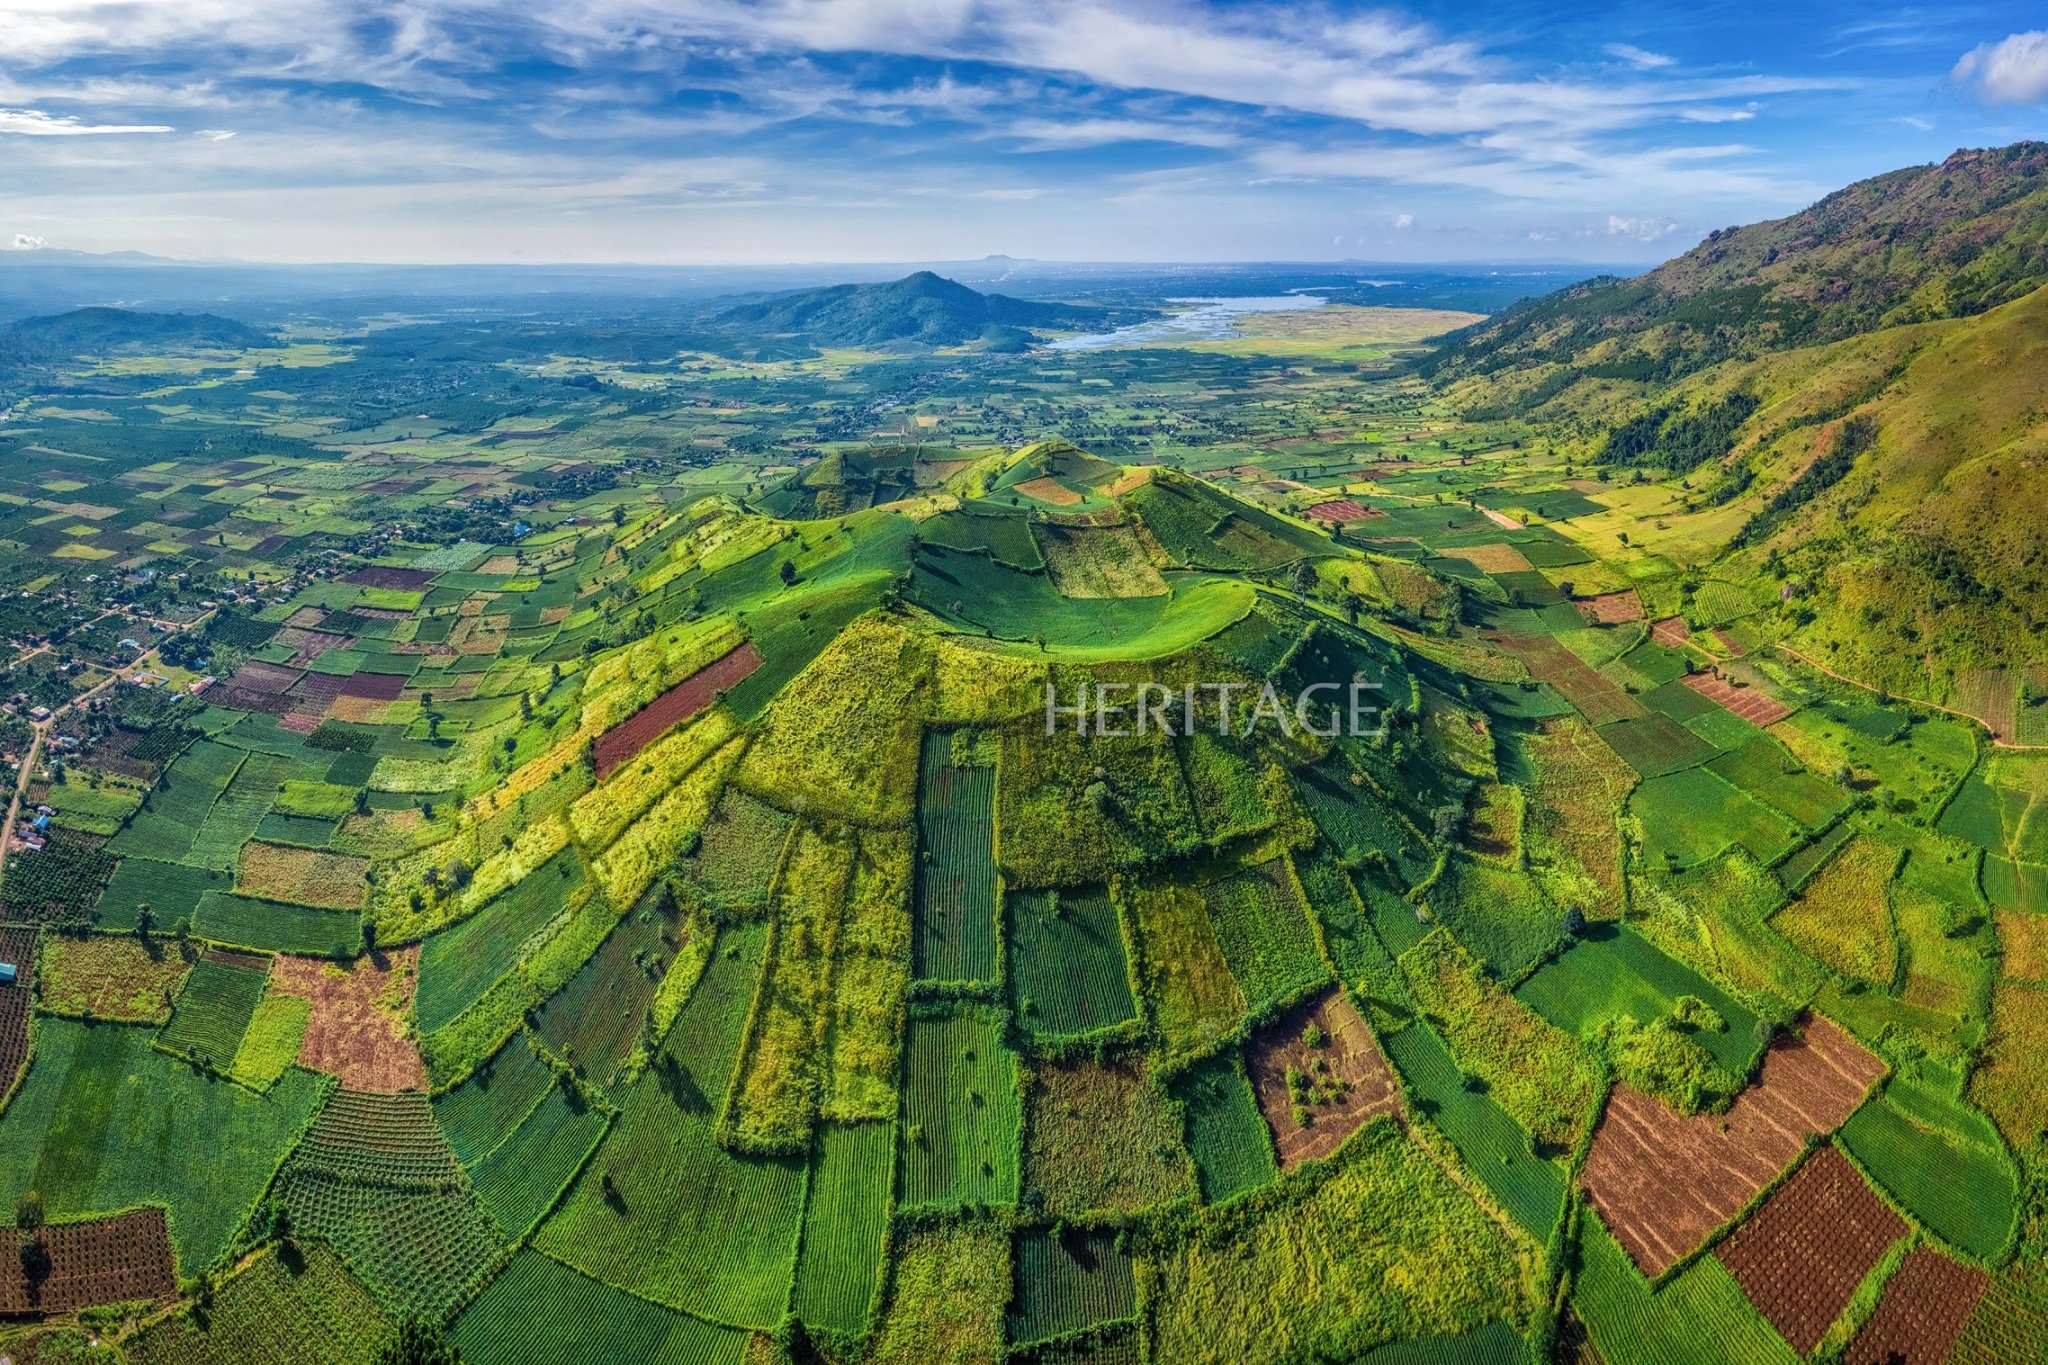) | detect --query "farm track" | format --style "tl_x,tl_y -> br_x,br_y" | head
1581,1016 -> 1884,1277
1776,643 -> 2048,752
